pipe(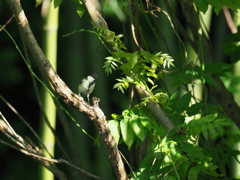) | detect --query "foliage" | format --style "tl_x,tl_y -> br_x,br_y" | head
107,95 -> 237,179
222,30 -> 240,63
1,0 -> 240,179
100,1 -> 240,179
48,0 -> 240,178
194,0 -> 240,14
